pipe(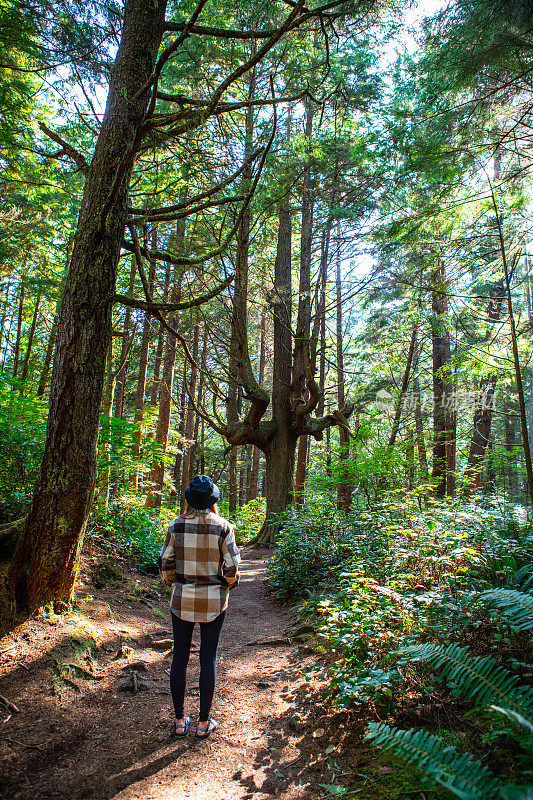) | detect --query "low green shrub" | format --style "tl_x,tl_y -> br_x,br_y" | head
220,497 -> 266,544
267,490 -> 533,710
267,500 -> 358,600
0,375 -> 46,522
90,498 -> 174,569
